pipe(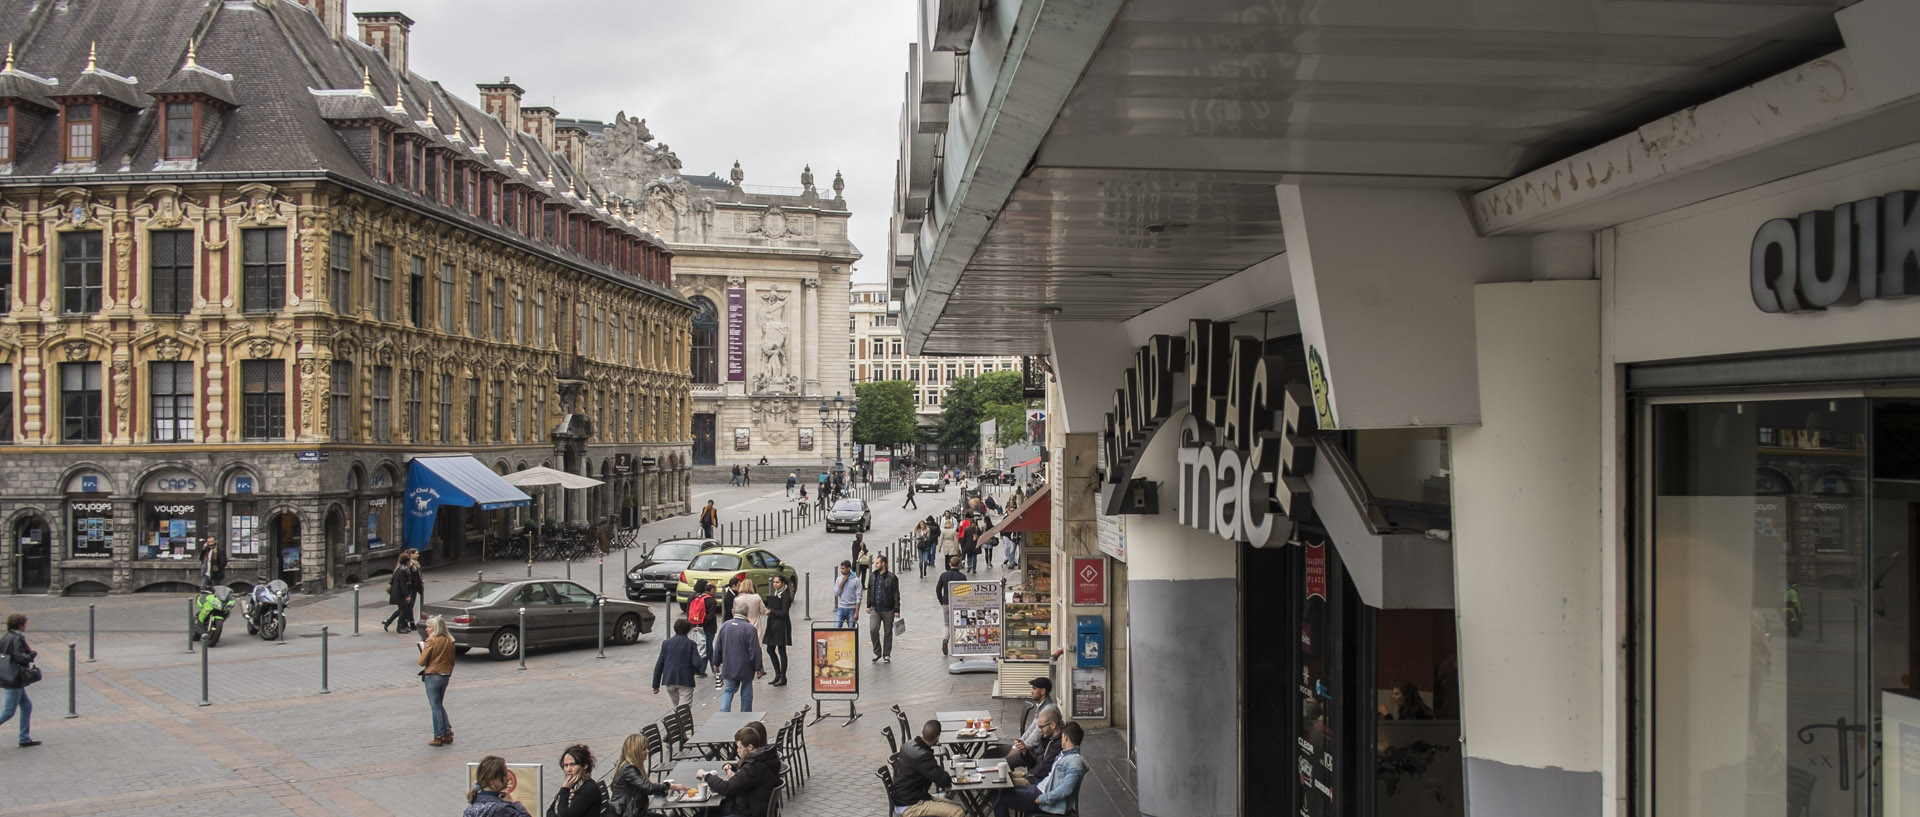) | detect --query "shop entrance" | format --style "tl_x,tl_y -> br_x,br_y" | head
270,513 -> 302,587
693,413 -> 717,465
13,516 -> 49,592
